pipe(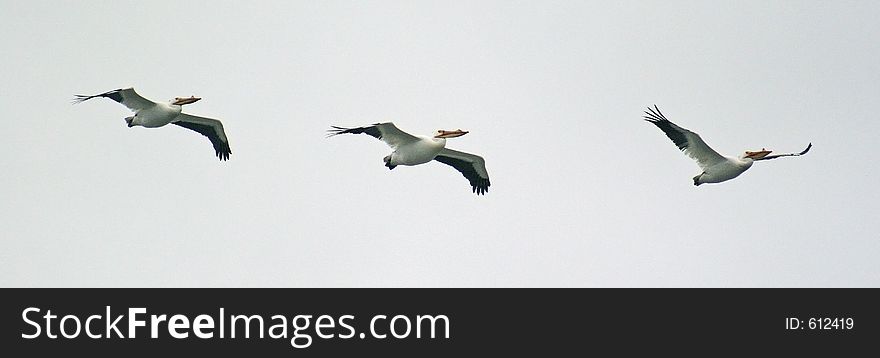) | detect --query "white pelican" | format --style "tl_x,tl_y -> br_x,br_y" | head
644,105 -> 811,185
73,88 -> 231,161
328,122 -> 491,195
